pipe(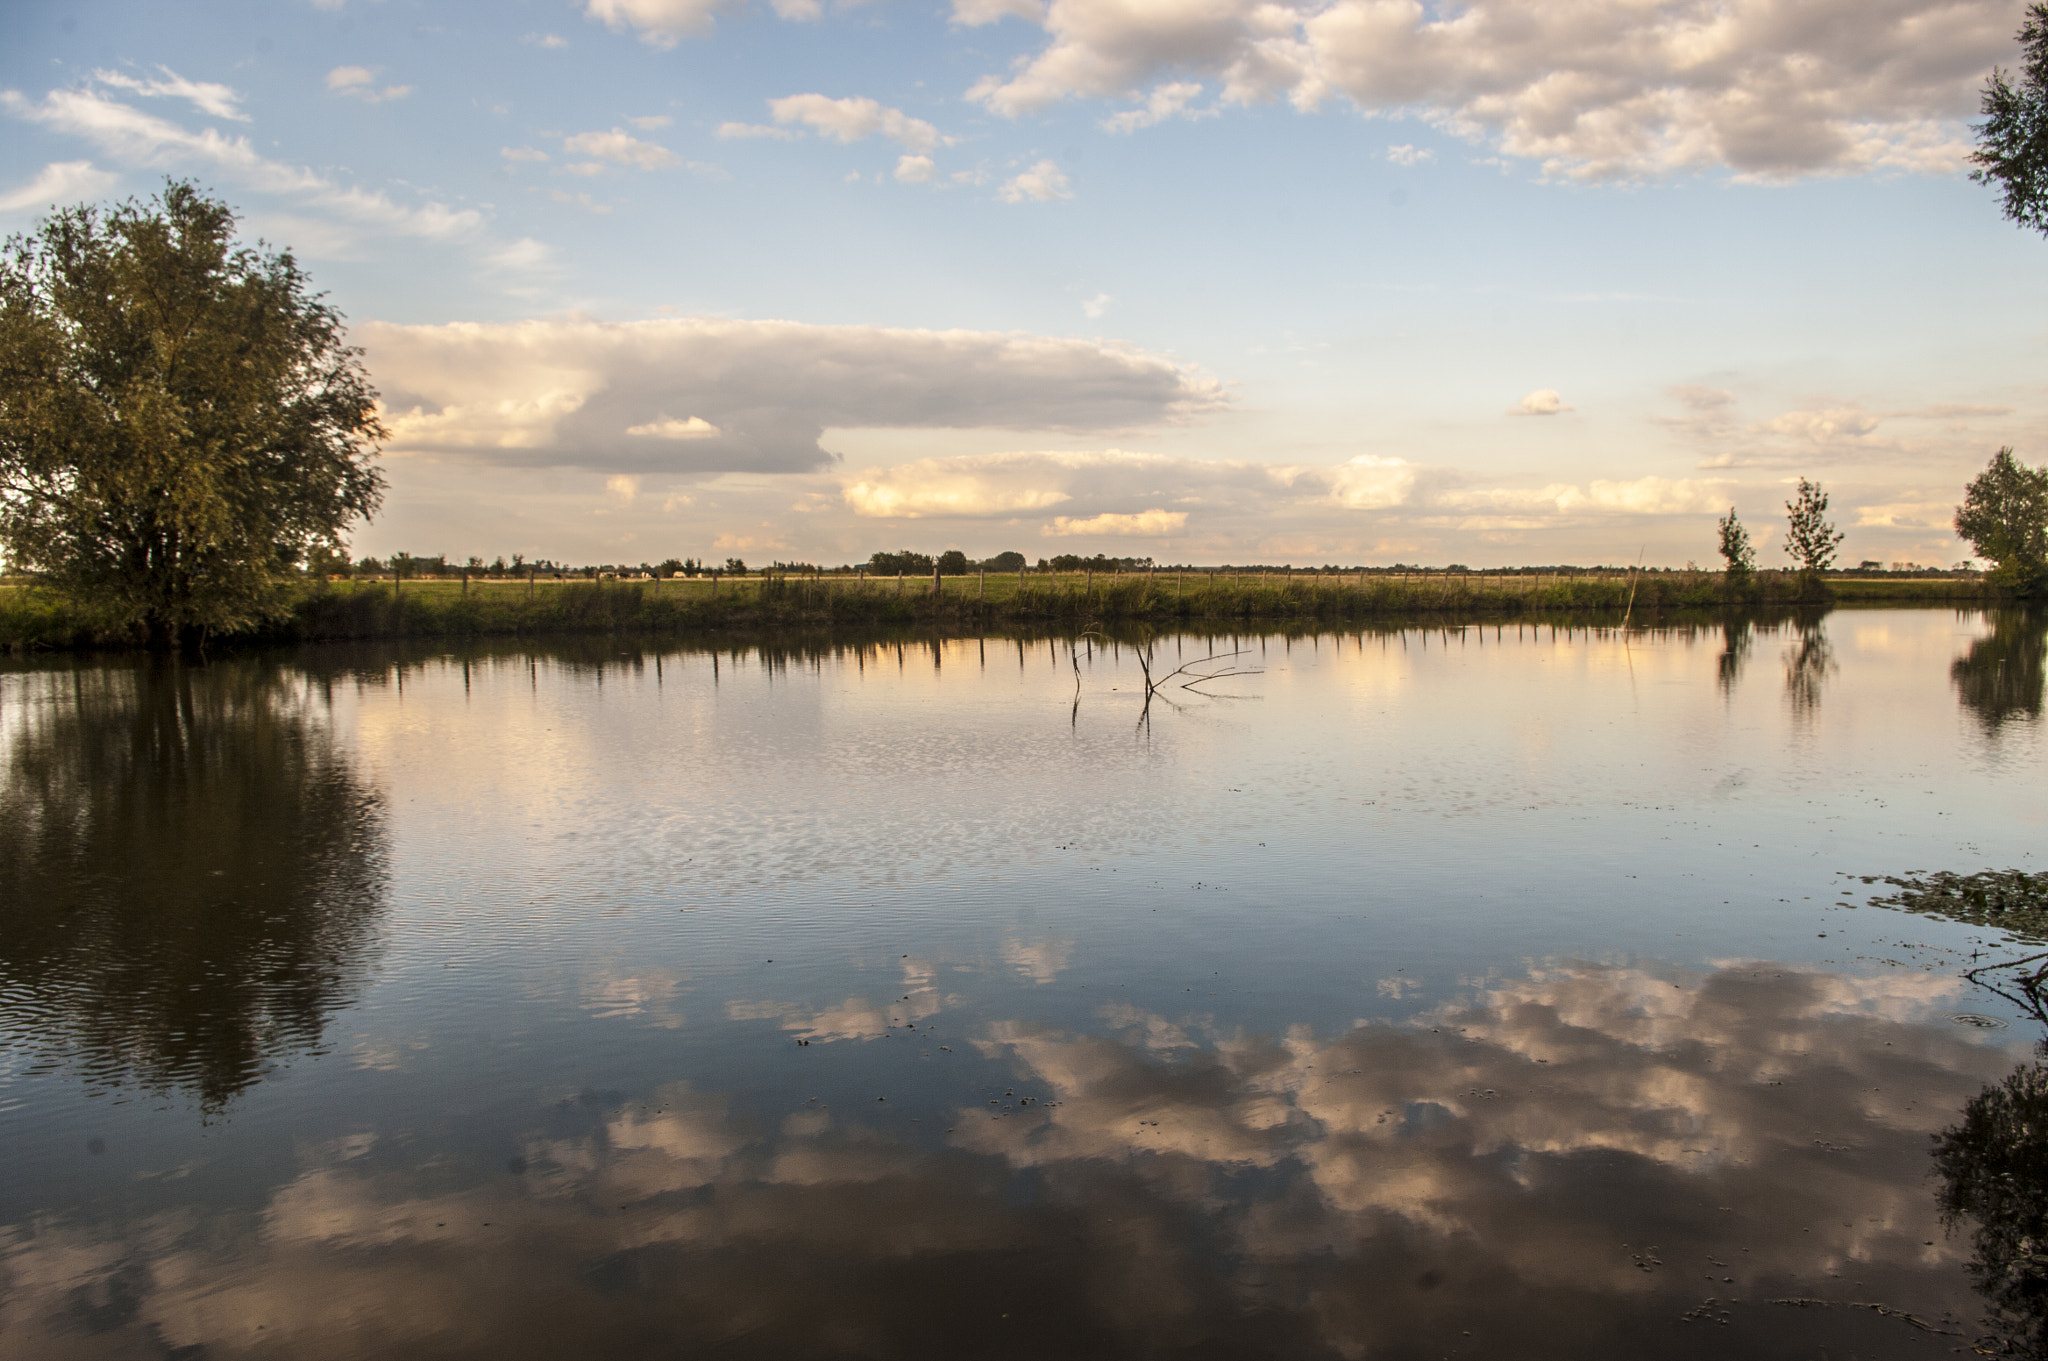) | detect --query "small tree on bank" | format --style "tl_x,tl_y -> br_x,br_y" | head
0,182 -> 385,647
1783,478 -> 1844,575
1716,506 -> 1756,584
1956,447 -> 2048,592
